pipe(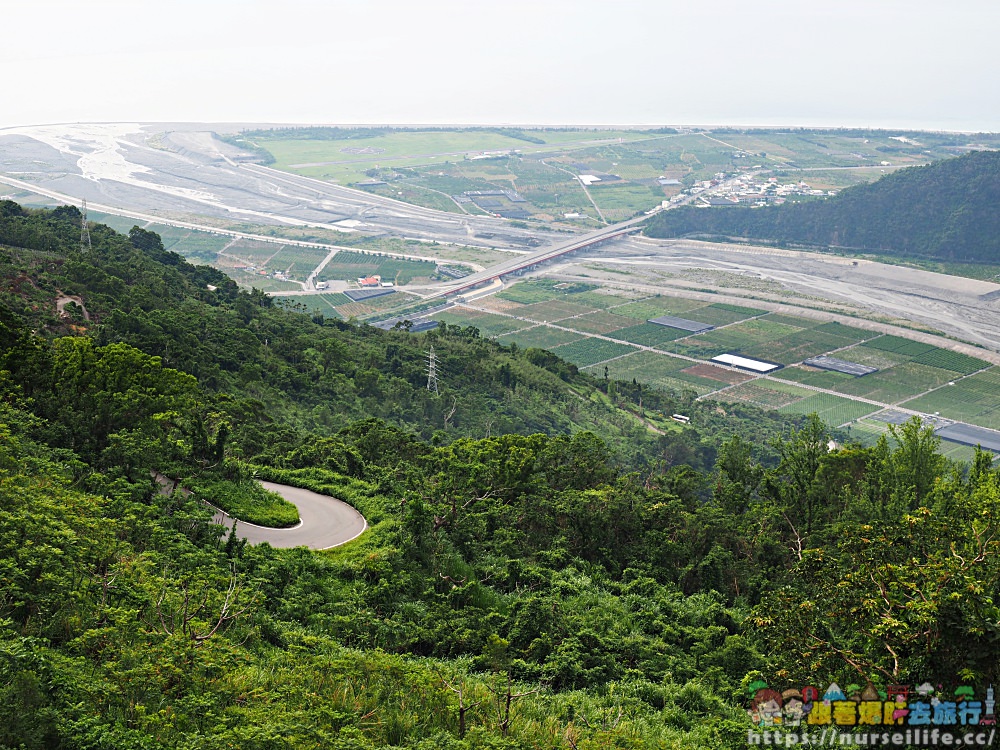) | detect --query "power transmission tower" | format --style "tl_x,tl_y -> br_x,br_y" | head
426,345 -> 439,394
80,198 -> 92,252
